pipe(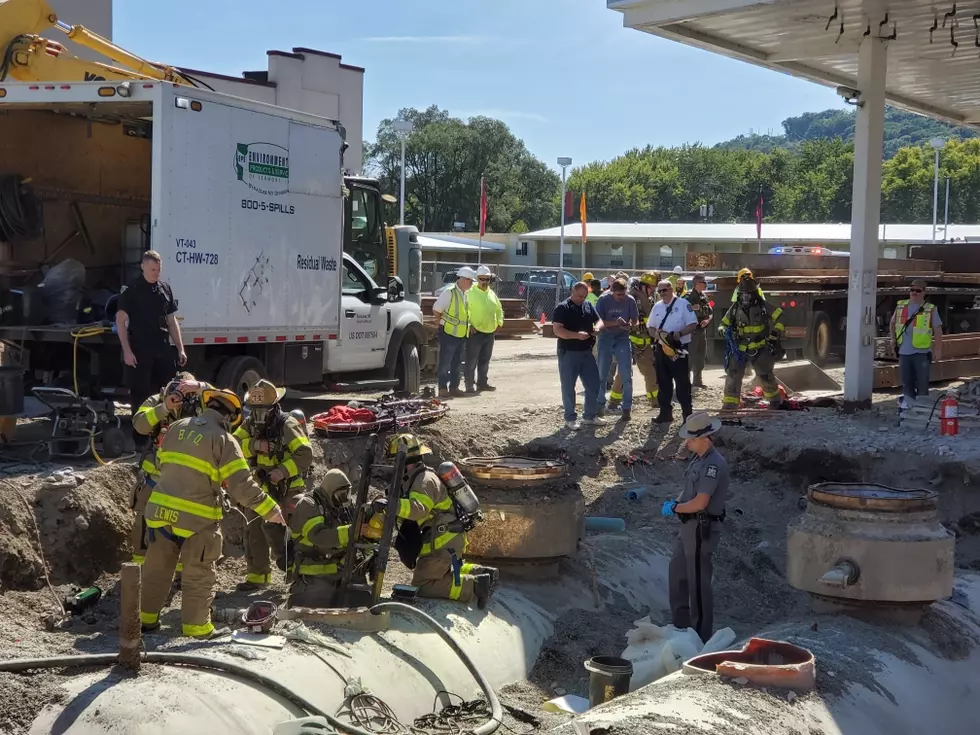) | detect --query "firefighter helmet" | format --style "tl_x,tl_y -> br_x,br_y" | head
386,433 -> 431,462
639,271 -> 659,287
201,388 -> 244,430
